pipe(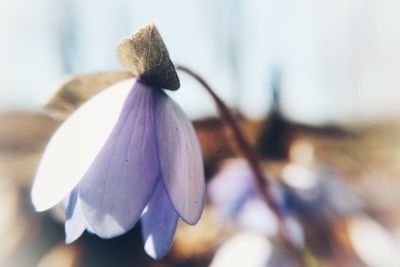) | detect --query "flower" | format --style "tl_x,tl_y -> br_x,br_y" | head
31,24 -> 205,260
208,159 -> 304,247
208,159 -> 279,236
